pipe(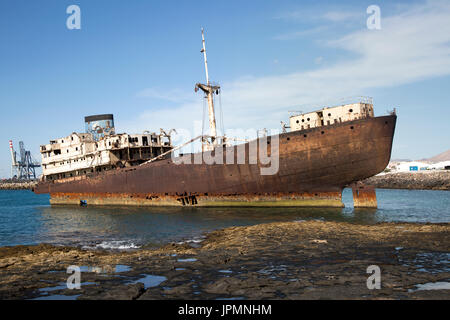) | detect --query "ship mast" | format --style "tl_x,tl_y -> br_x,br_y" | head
196,28 -> 220,150
201,28 -> 210,86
